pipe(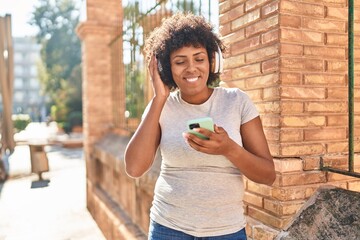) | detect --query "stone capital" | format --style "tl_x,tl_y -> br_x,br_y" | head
76,21 -> 121,43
